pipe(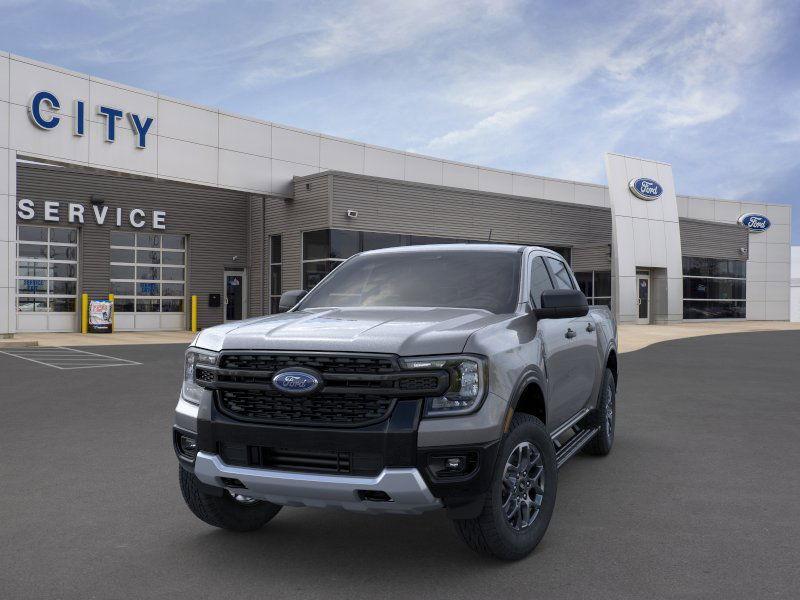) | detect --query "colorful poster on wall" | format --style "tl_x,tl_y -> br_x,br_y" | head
89,300 -> 113,333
